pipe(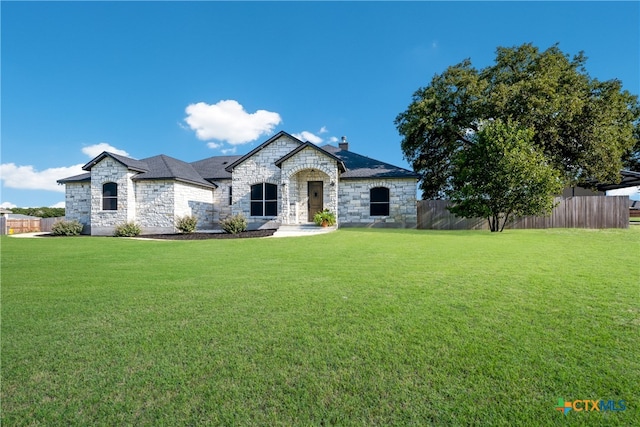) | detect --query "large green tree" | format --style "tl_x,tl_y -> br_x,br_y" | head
395,43 -> 640,199
448,120 -> 564,232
